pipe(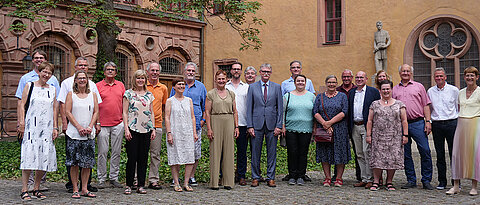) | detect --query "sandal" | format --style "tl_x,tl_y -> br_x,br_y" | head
184,185 -> 193,192
71,192 -> 81,199
32,190 -> 47,200
385,183 -> 396,191
124,187 -> 132,195
136,187 -> 147,194
21,192 -> 31,201
174,184 -> 183,192
148,183 -> 162,190
370,183 -> 380,191
81,191 -> 96,198
323,178 -> 331,187
334,179 -> 343,187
